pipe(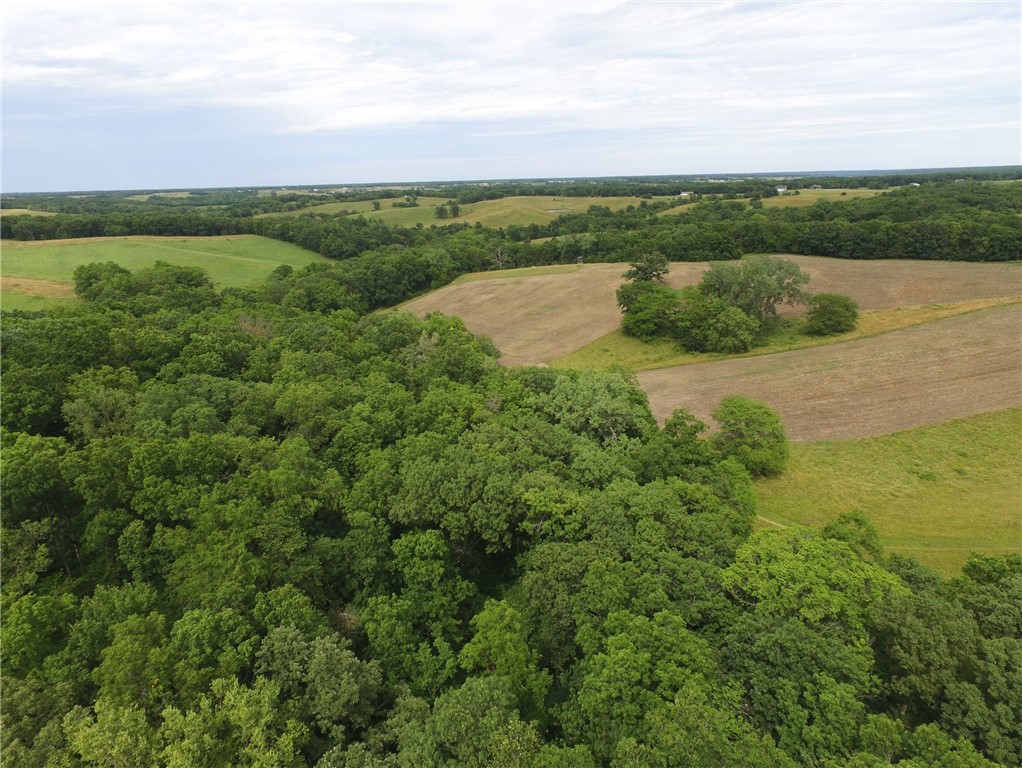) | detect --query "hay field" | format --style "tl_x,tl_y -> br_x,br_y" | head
636,304 -> 1022,441
761,188 -> 884,207
1,235 -> 326,298
456,196 -> 674,228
